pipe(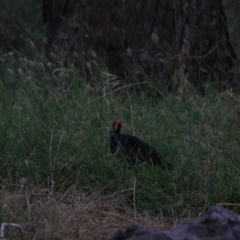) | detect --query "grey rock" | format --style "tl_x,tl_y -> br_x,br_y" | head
110,206 -> 240,240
